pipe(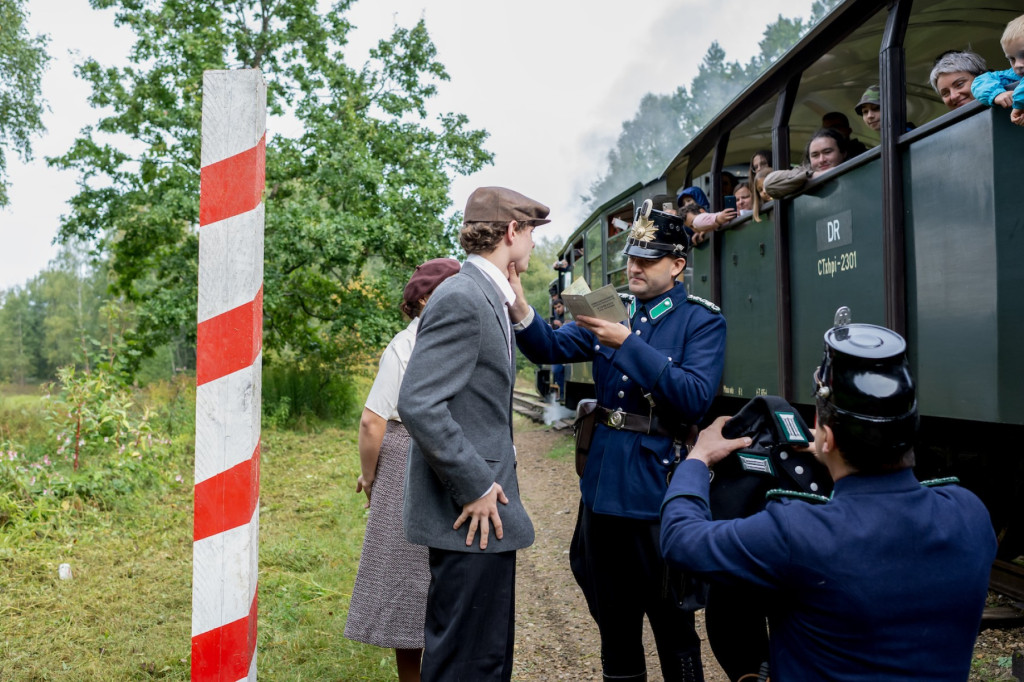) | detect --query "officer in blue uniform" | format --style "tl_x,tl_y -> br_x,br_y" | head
660,312 -> 997,681
509,199 -> 727,682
